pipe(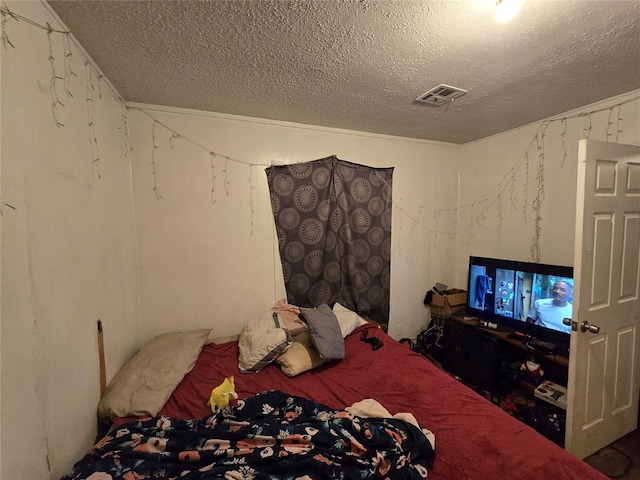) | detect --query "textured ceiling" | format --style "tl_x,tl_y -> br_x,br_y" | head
47,0 -> 640,144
